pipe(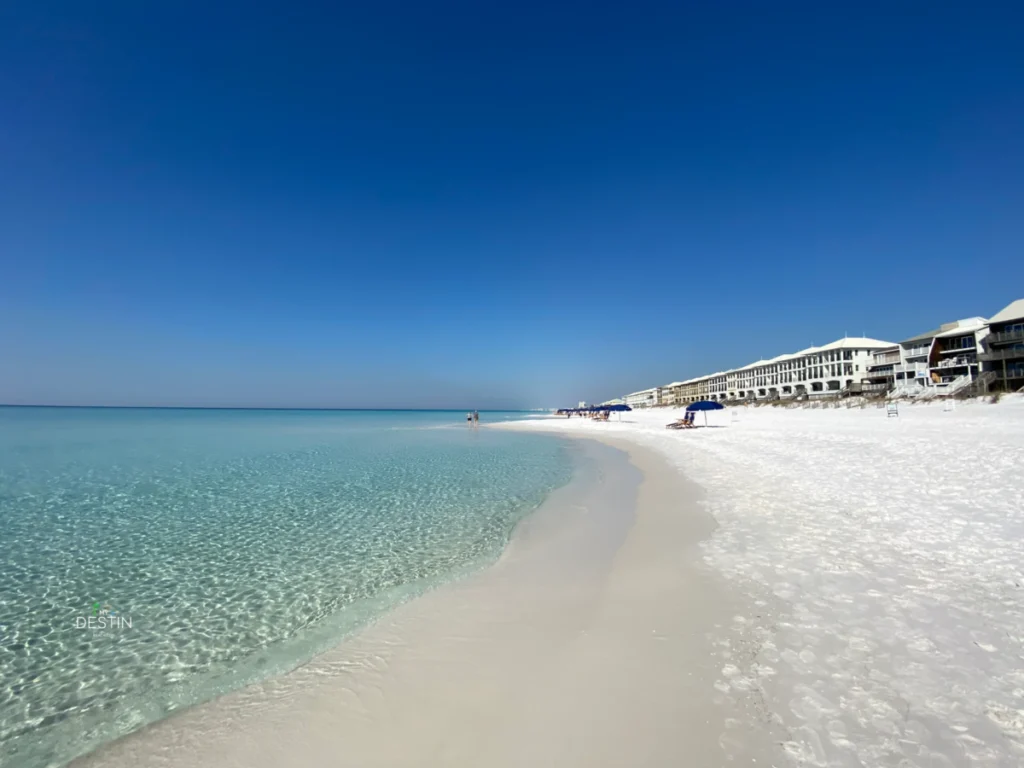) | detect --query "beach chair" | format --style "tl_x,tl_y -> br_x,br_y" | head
666,412 -> 695,429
